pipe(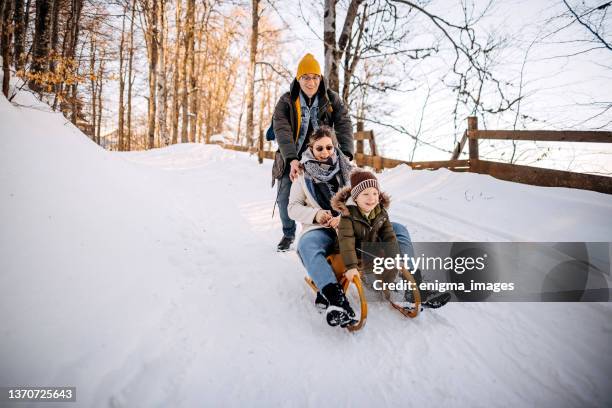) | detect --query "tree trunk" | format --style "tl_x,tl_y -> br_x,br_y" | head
324,0 -> 363,94
13,0 -> 25,72
181,0 -> 193,143
323,0 -> 338,92
51,0 -> 64,110
48,0 -> 59,71
341,3 -> 366,105
195,14 -> 208,143
188,1 -> 196,143
96,57 -> 104,145
171,0 -> 181,145
30,0 -> 51,92
89,35 -> 96,140
156,0 -> 167,145
235,89 -> 246,144
126,0 -> 135,151
145,0 -> 159,149
0,1 -> 4,38
2,0 -> 14,98
69,0 -> 83,124
181,0 -> 195,143
245,0 -> 259,147
118,3 -> 127,151
257,70 -> 266,163
23,0 -> 30,34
